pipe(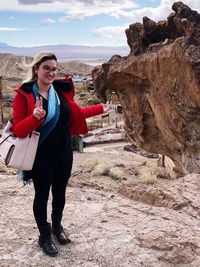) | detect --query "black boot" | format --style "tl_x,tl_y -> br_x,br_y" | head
52,215 -> 71,245
38,223 -> 58,257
